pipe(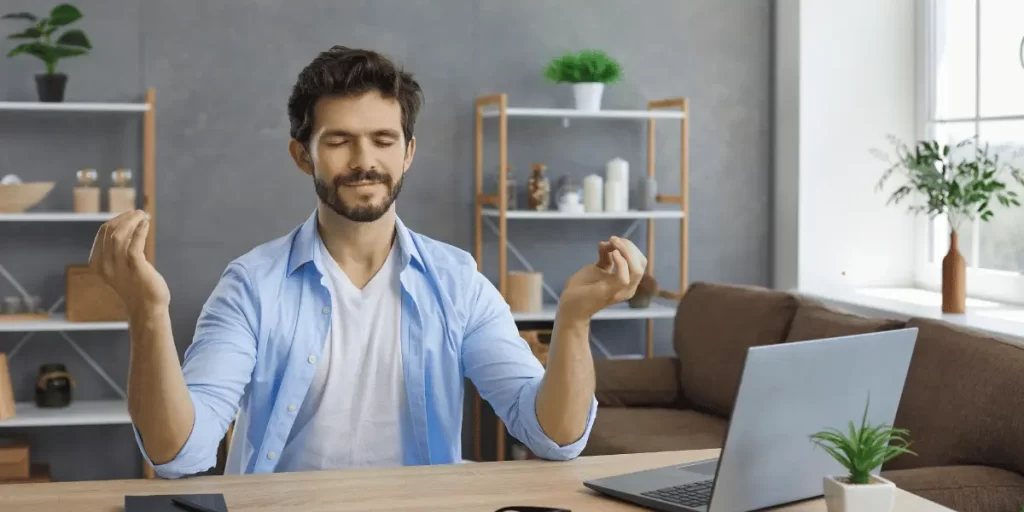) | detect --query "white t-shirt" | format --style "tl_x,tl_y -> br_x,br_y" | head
275,239 -> 405,472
